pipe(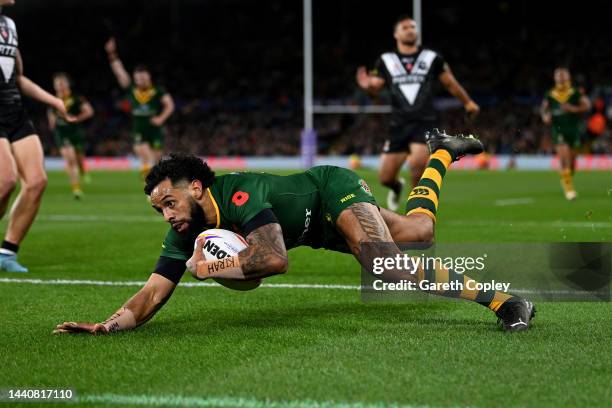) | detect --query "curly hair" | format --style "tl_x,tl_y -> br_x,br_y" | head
144,154 -> 216,195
